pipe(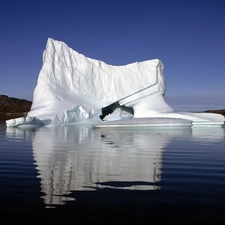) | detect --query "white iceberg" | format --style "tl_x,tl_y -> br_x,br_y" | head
6,38 -> 224,128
